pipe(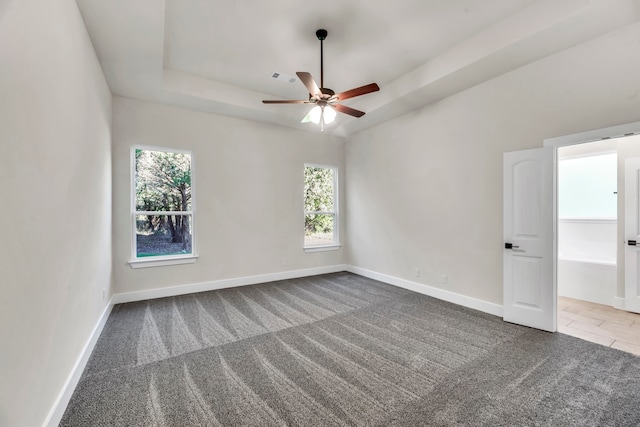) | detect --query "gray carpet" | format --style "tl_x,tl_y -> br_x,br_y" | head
61,272 -> 640,426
